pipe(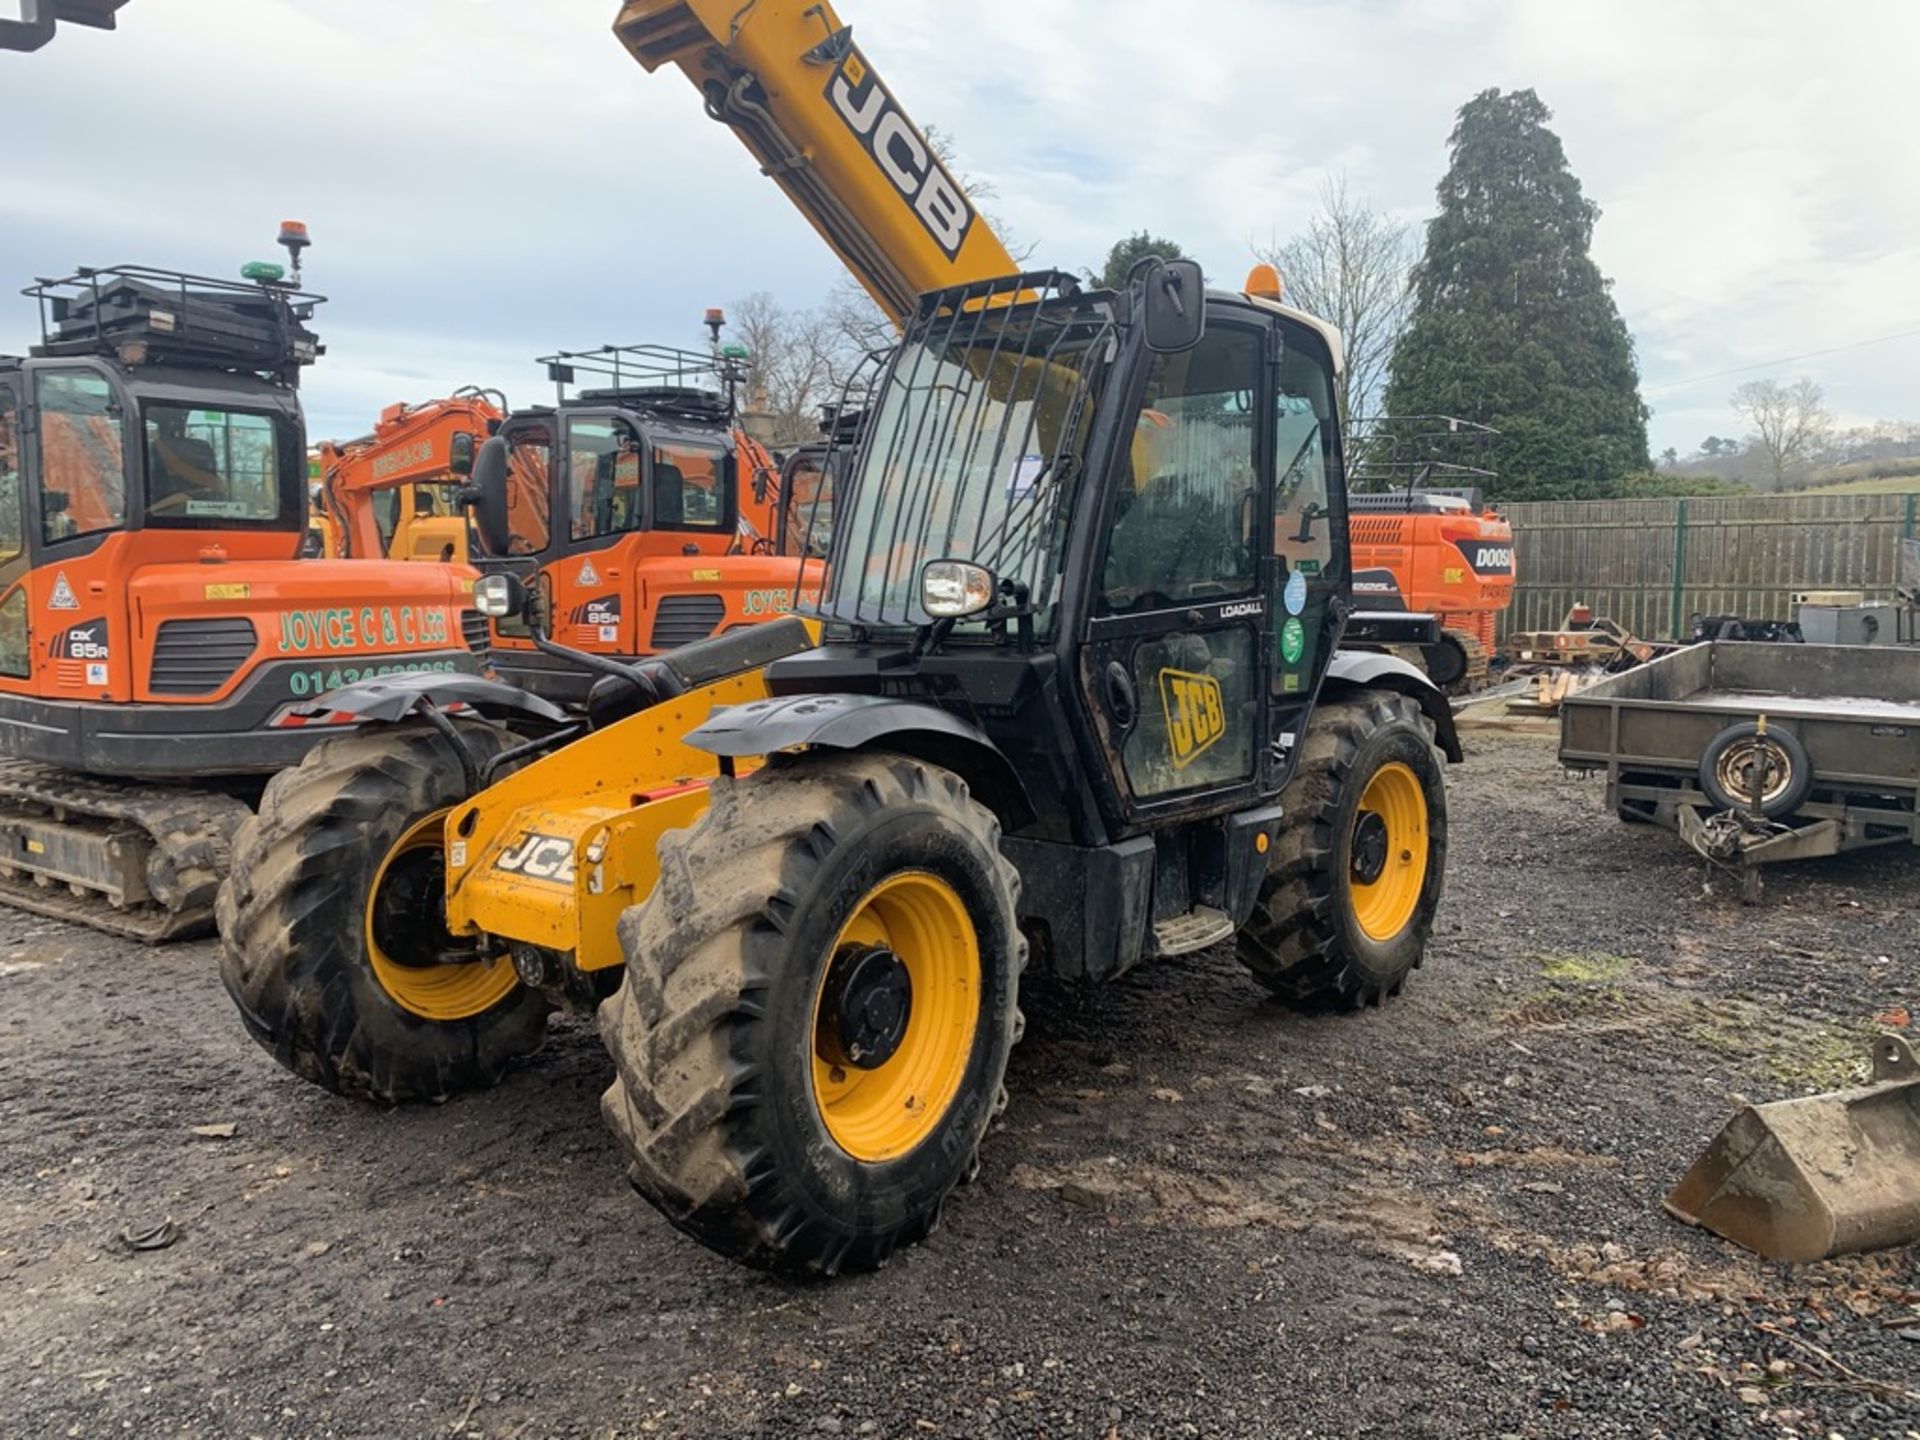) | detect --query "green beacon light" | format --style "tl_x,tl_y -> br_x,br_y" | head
722,343 -> 750,361
242,260 -> 286,283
